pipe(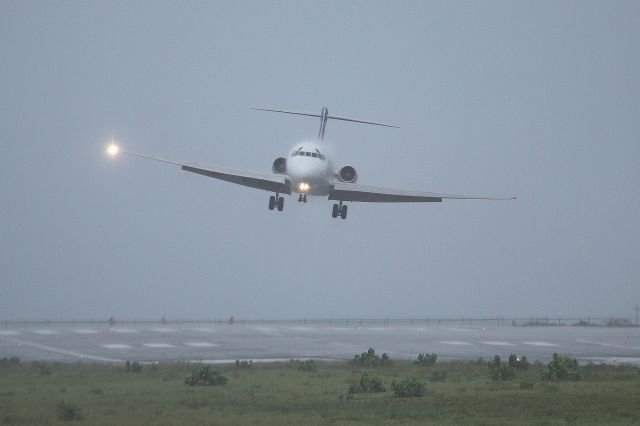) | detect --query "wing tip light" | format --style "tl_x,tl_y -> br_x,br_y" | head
106,142 -> 120,158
